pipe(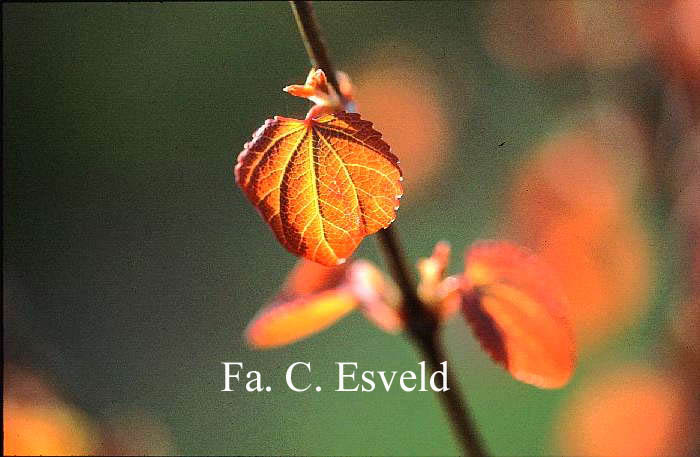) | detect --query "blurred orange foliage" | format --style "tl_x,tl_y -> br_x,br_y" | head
4,402 -> 94,456
509,132 -> 627,242
3,367 -> 96,456
538,213 -> 651,347
672,297 -> 700,371
554,365 -> 691,456
635,0 -> 700,108
484,1 -> 581,74
507,128 -> 652,349
484,1 -> 648,74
